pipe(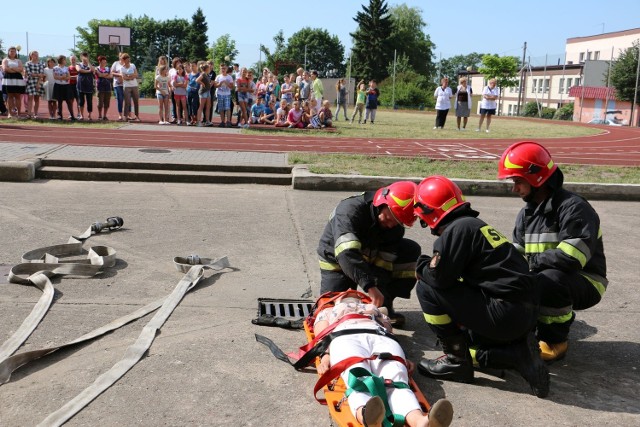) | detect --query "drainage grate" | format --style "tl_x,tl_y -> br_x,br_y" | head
138,149 -> 172,154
